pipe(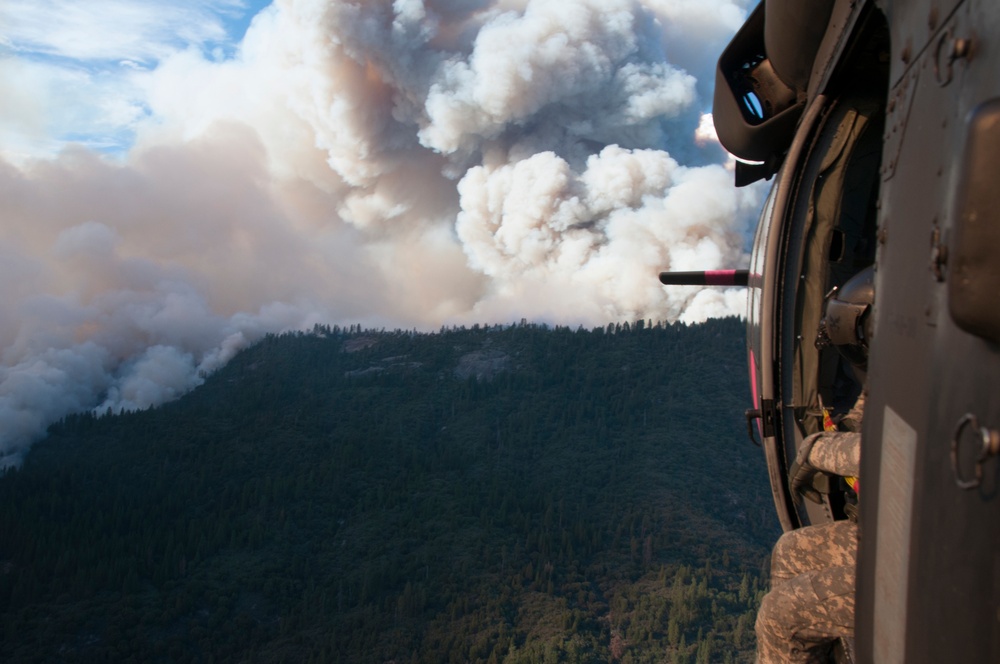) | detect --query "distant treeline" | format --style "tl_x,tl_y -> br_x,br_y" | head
0,317 -> 778,663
